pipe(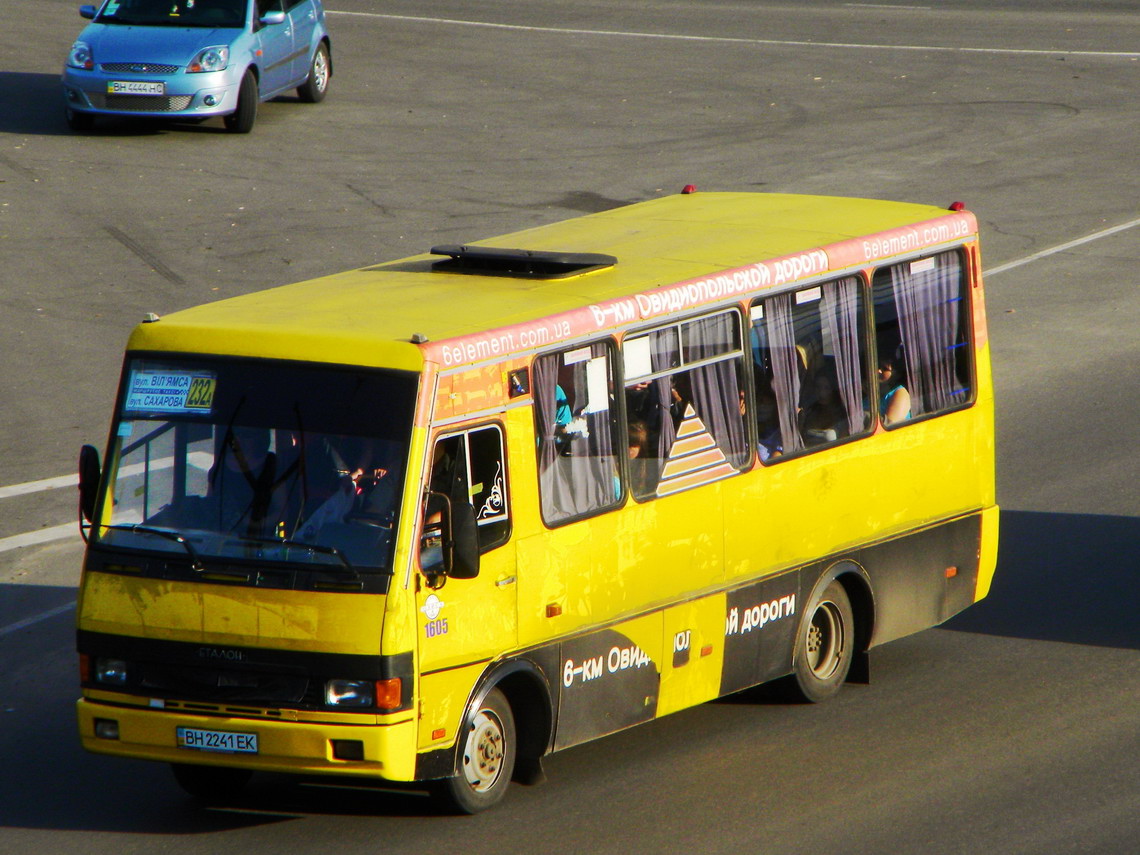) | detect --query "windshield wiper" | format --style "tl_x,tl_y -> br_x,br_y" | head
105,524 -> 206,572
228,535 -> 361,581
